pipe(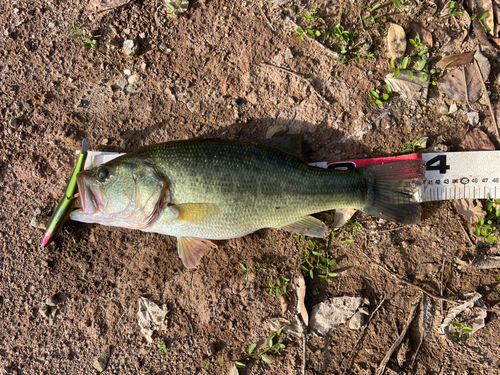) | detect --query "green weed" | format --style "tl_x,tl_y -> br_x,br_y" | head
269,275 -> 290,298
157,341 -> 168,356
402,138 -> 427,154
393,0 -> 410,16
448,1 -> 464,17
240,262 -> 268,277
203,361 -> 211,372
297,235 -> 338,282
362,2 -> 383,27
475,195 -> 500,245
491,93 -> 499,100
452,321 -> 473,339
341,219 -> 363,244
70,21 -> 98,49
471,9 -> 491,33
220,329 -> 286,368
165,0 -> 189,18
369,85 -> 393,106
